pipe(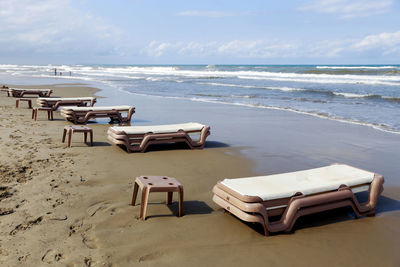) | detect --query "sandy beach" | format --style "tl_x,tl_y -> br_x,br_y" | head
0,83 -> 399,266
